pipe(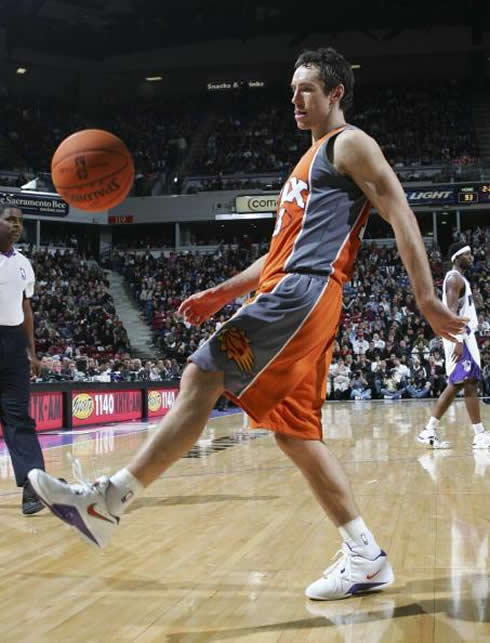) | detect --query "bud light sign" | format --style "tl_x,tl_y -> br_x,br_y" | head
405,186 -> 455,205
